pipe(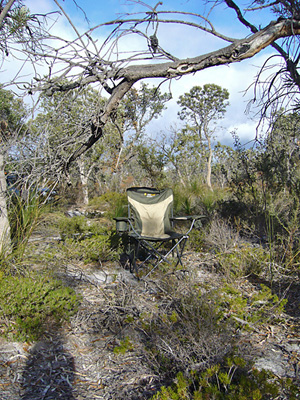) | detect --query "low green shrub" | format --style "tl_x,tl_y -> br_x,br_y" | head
89,192 -> 127,218
59,232 -> 119,263
188,228 -> 207,251
200,187 -> 226,215
172,184 -> 227,216
113,336 -> 134,354
58,214 -> 109,239
151,358 -> 297,400
216,283 -> 287,329
58,215 -> 89,238
0,273 -> 80,341
215,244 -> 269,278
130,279 -> 234,377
